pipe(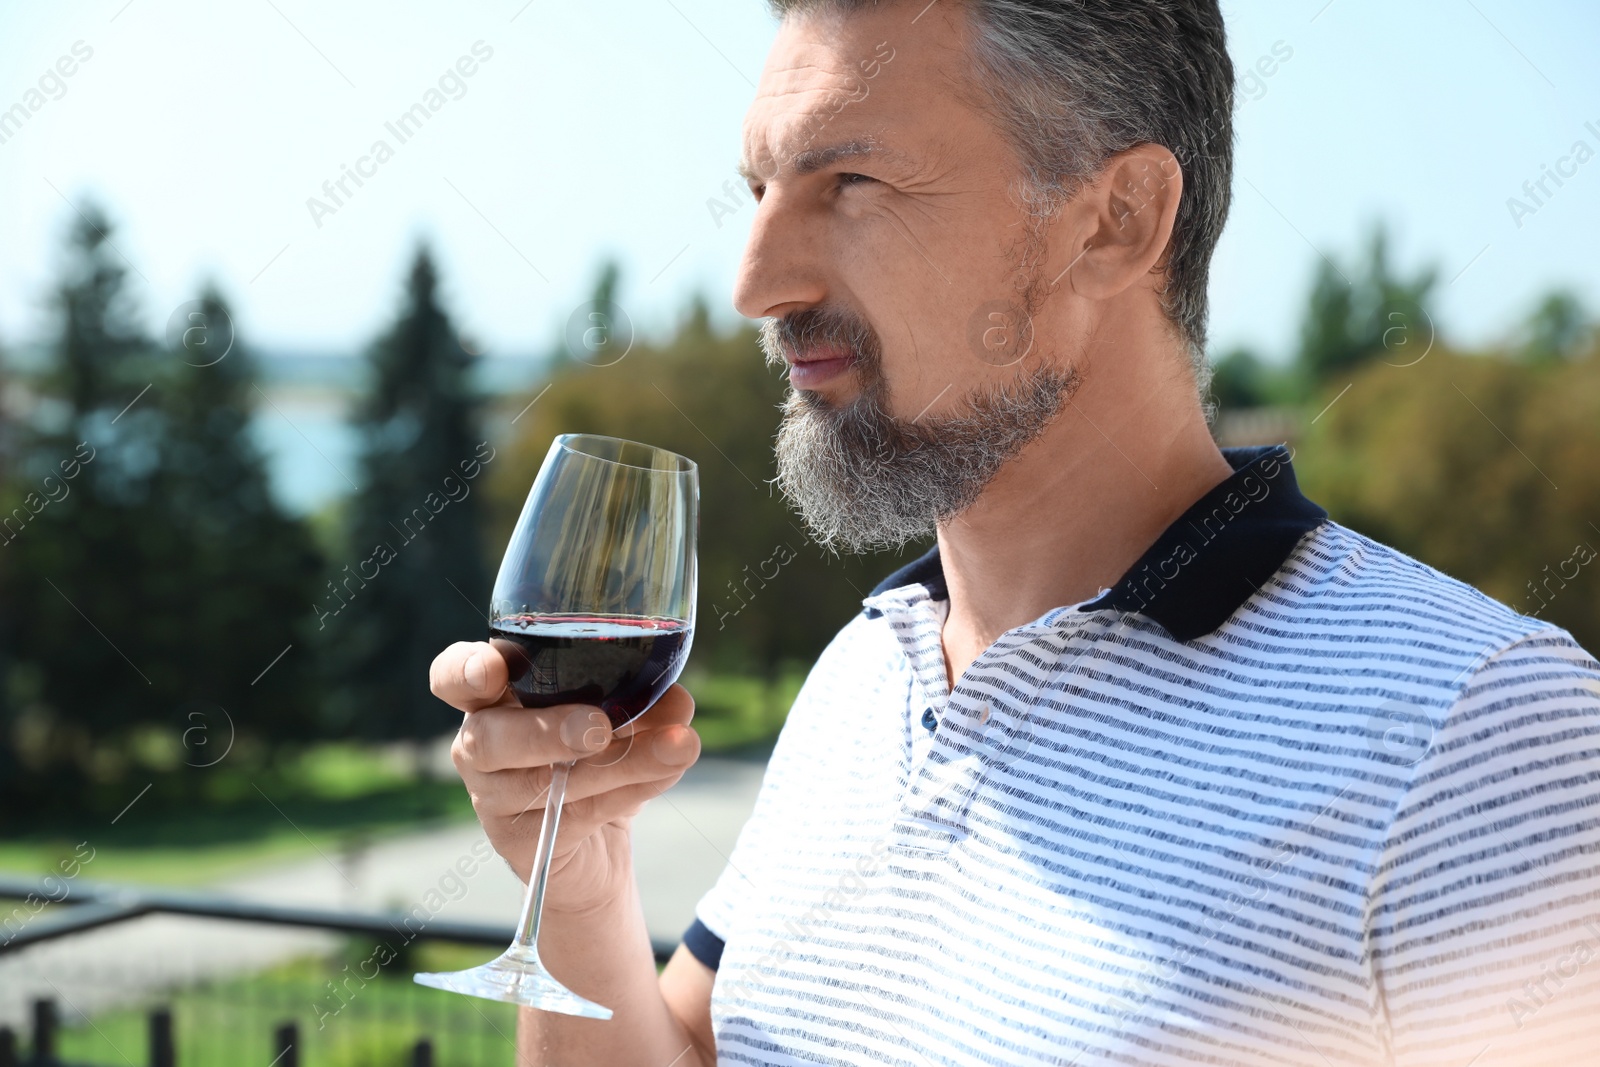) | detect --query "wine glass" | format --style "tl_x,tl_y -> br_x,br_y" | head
414,433 -> 698,1017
